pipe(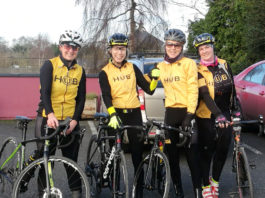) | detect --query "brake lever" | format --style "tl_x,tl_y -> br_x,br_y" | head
62,125 -> 70,137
